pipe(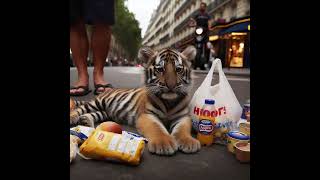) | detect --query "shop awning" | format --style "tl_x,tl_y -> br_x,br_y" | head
219,21 -> 250,35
